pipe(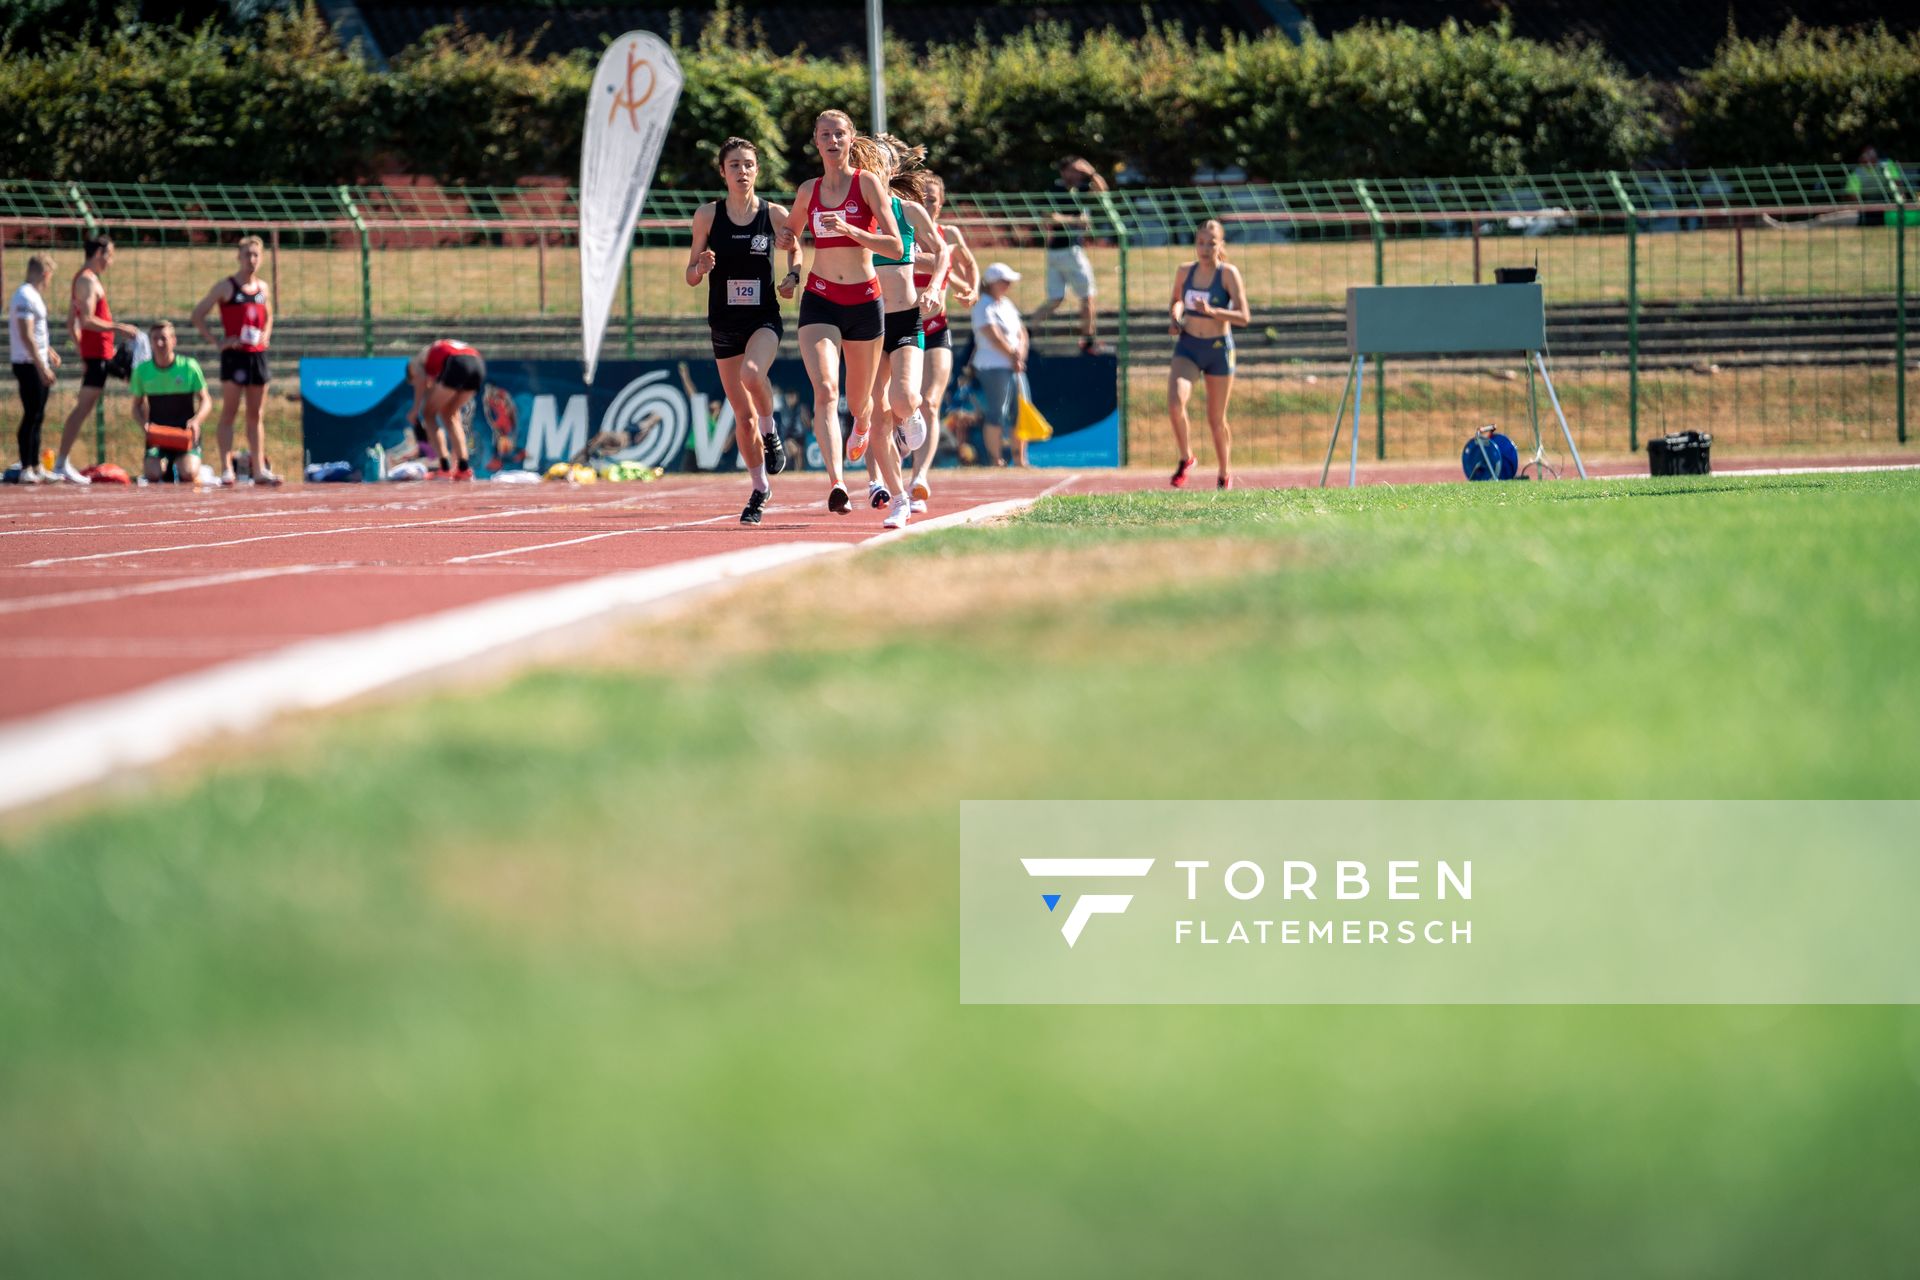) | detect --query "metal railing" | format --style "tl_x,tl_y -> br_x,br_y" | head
0,164 -> 1909,469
